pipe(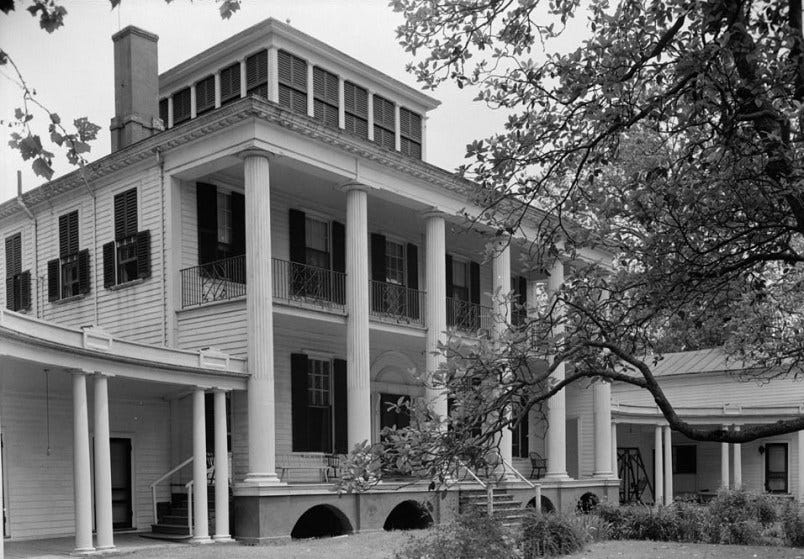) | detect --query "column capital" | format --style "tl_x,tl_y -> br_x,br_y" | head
338,181 -> 371,193
421,208 -> 446,220
237,148 -> 277,161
